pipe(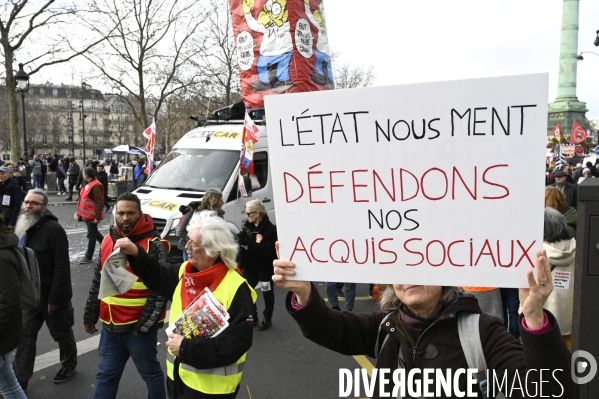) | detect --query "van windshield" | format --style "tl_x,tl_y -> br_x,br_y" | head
144,148 -> 239,192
